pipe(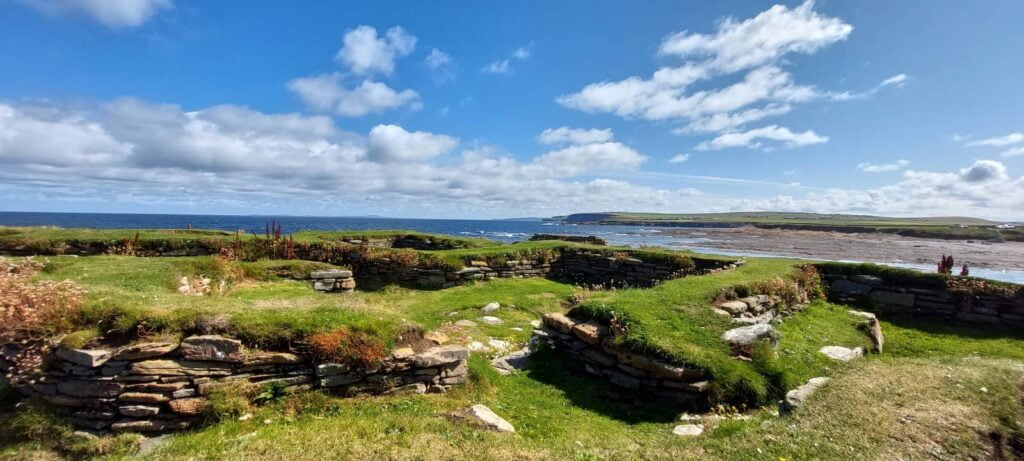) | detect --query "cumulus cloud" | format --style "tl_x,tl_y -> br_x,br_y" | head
367,124 -> 458,163
537,127 -> 613,145
336,25 -> 416,76
287,74 -> 420,117
424,49 -> 456,84
668,154 -> 690,163
960,159 -> 1008,183
696,125 -> 827,150
18,0 -> 172,27
482,45 -> 532,74
558,1 -> 903,151
965,132 -> 1024,147
531,142 -> 645,176
857,159 -> 909,173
